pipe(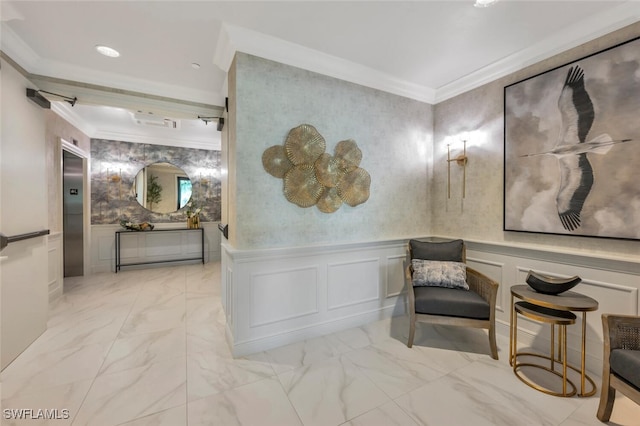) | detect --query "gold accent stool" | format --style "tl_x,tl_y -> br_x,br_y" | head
512,301 -> 577,397
510,285 -> 598,397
